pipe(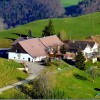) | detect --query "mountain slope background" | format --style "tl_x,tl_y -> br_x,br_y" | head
0,0 -> 65,28
78,0 -> 100,14
0,0 -> 99,29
